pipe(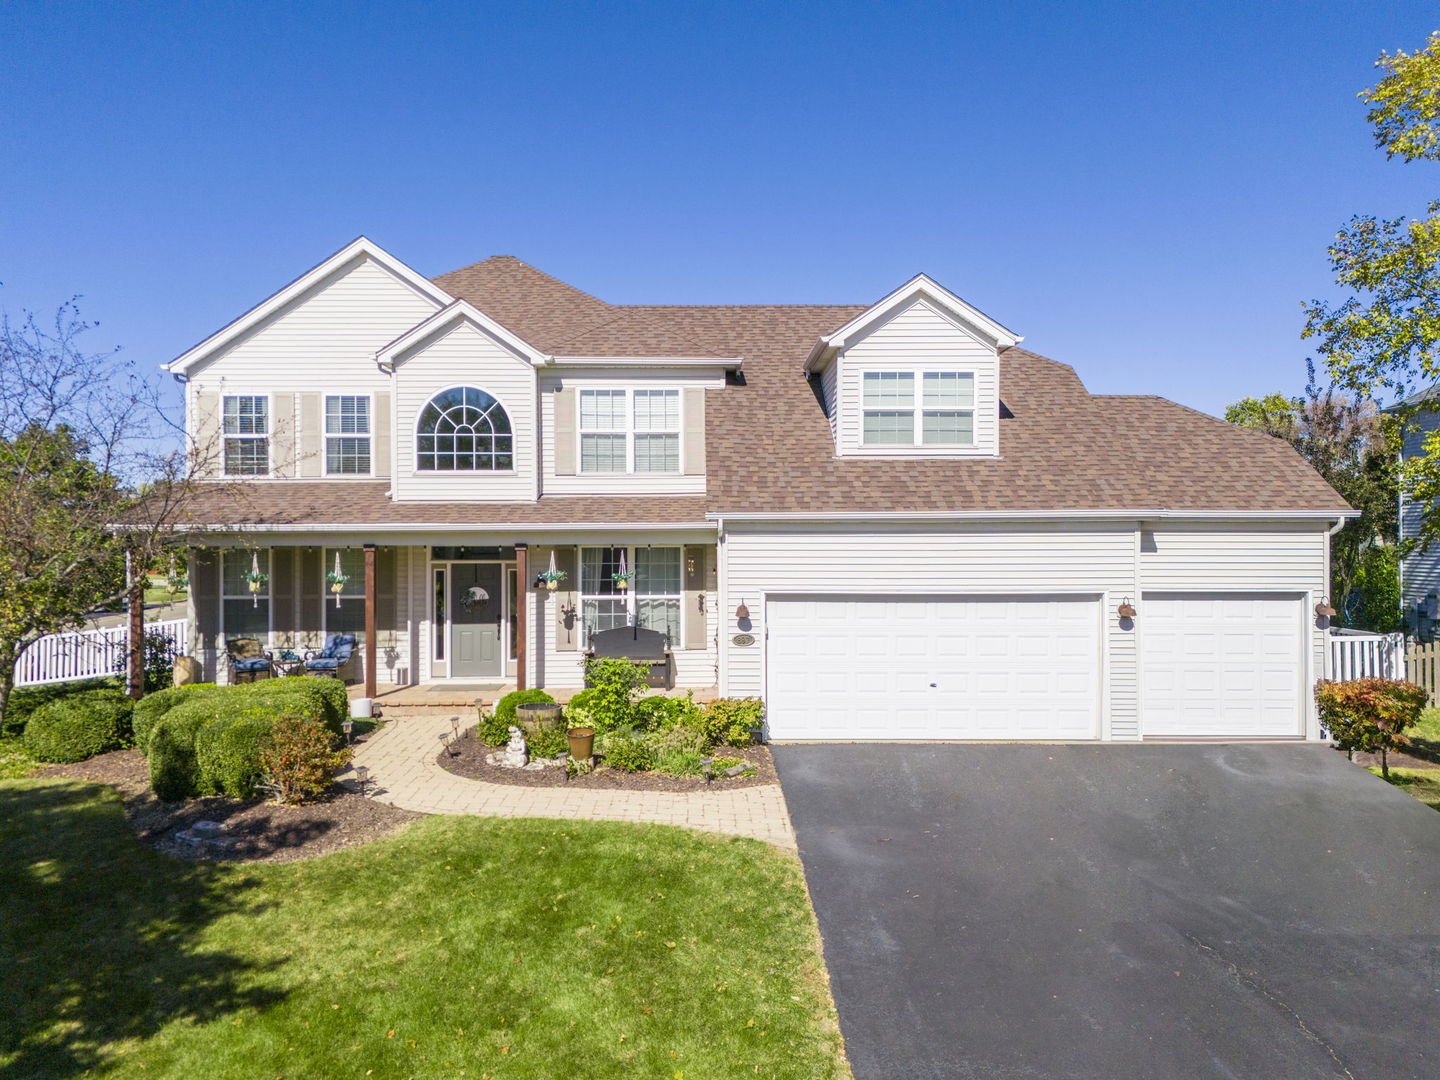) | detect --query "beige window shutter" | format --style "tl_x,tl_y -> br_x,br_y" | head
682,388 -> 705,475
683,545 -> 708,651
270,547 -> 297,642
553,545 -> 580,651
553,387 -> 577,475
373,391 -> 392,476
271,393 -> 296,477
377,546 -> 400,639
192,549 -> 221,649
298,547 -> 323,647
298,394 -> 322,477
192,390 -> 220,477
